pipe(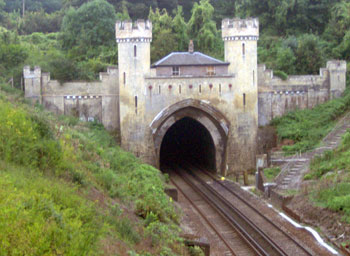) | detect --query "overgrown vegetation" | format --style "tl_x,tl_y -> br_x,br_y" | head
303,131 -> 350,222
0,83 -> 185,255
263,167 -> 281,182
272,88 -> 350,154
